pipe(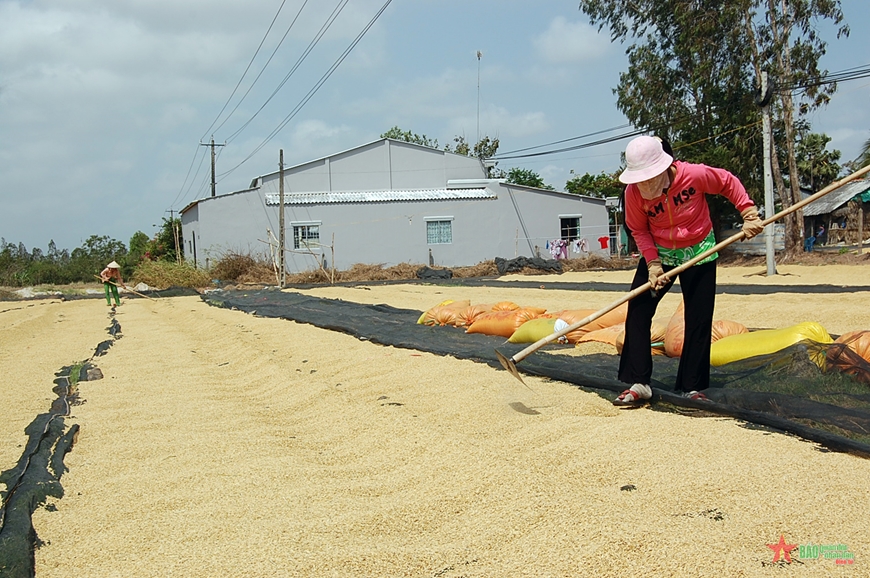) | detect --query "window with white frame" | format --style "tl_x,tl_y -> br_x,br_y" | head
560,215 -> 581,241
292,222 -> 321,250
426,217 -> 453,244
